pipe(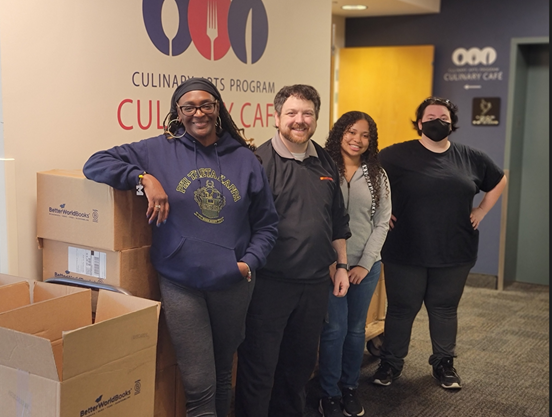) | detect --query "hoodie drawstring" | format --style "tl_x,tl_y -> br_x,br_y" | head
192,139 -> 224,200
214,142 -> 224,199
